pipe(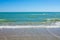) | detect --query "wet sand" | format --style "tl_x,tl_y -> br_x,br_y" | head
0,28 -> 60,40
